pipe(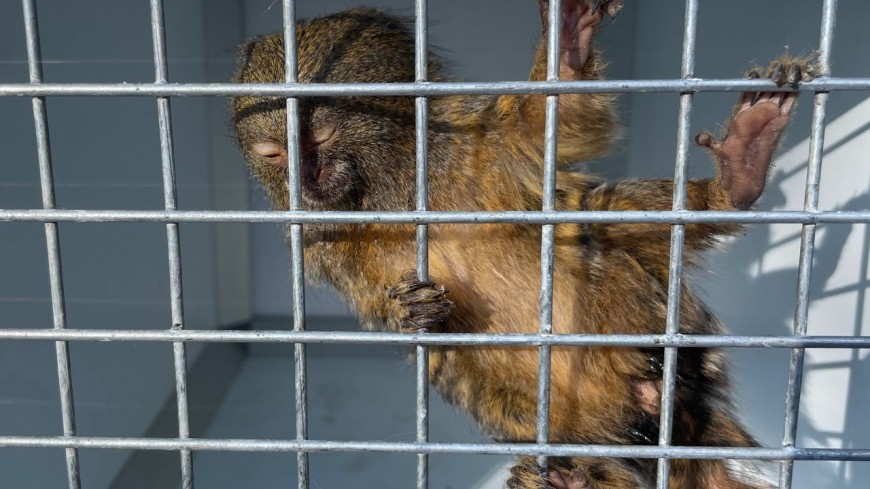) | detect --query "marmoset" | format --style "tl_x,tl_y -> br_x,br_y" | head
231,1 -> 812,487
